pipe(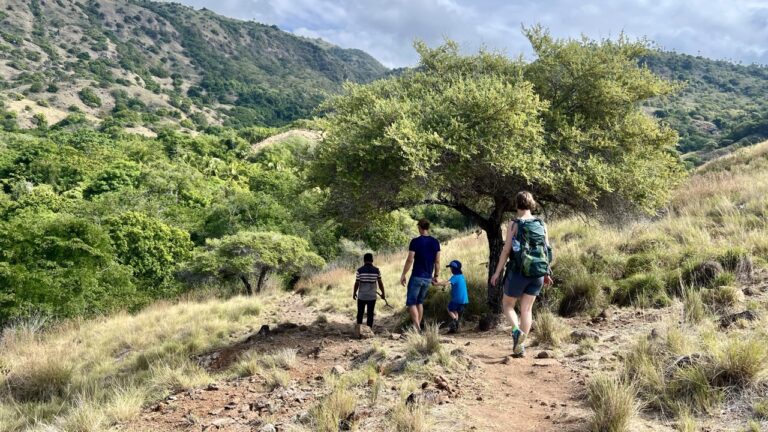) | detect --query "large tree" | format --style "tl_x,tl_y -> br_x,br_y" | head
189,231 -> 325,295
311,28 -> 684,313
